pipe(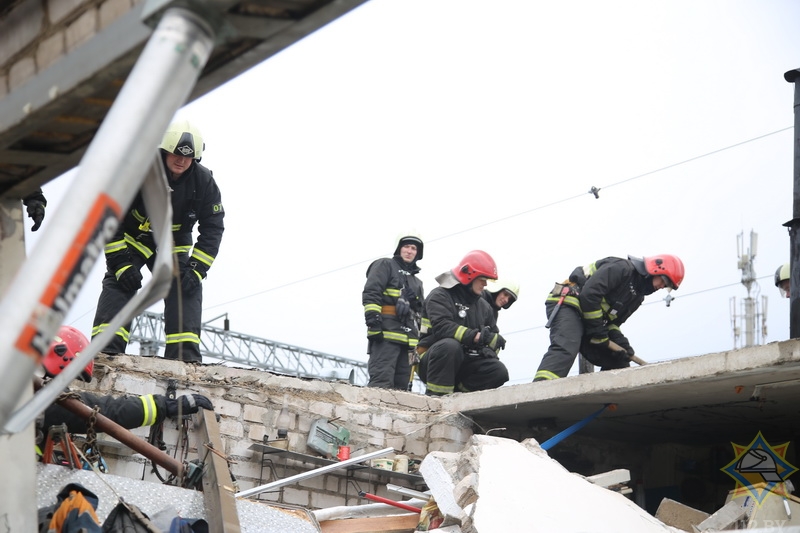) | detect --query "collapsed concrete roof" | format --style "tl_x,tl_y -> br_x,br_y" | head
444,339 -> 800,447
